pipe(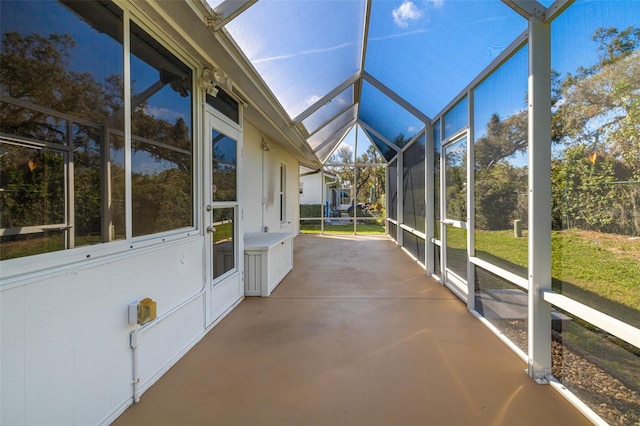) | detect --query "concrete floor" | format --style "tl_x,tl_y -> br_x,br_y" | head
114,234 -> 589,426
